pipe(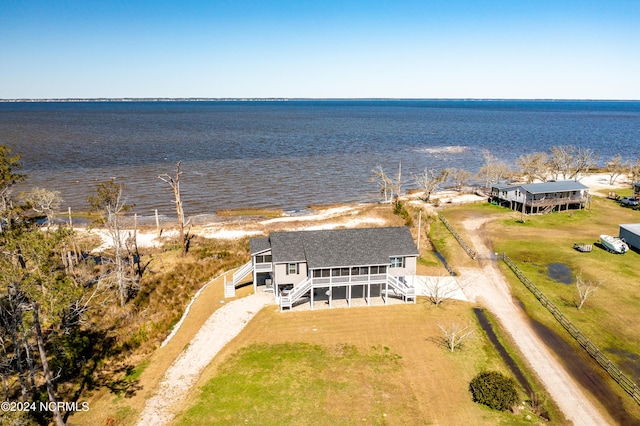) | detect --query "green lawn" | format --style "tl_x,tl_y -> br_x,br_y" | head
176,342 -> 415,426
173,304 -> 563,426
438,198 -> 640,420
